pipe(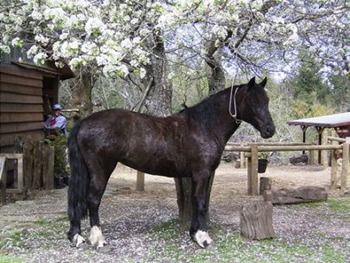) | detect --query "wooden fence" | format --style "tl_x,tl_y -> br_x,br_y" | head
0,141 -> 55,204
224,138 -> 350,196
23,141 -> 55,190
